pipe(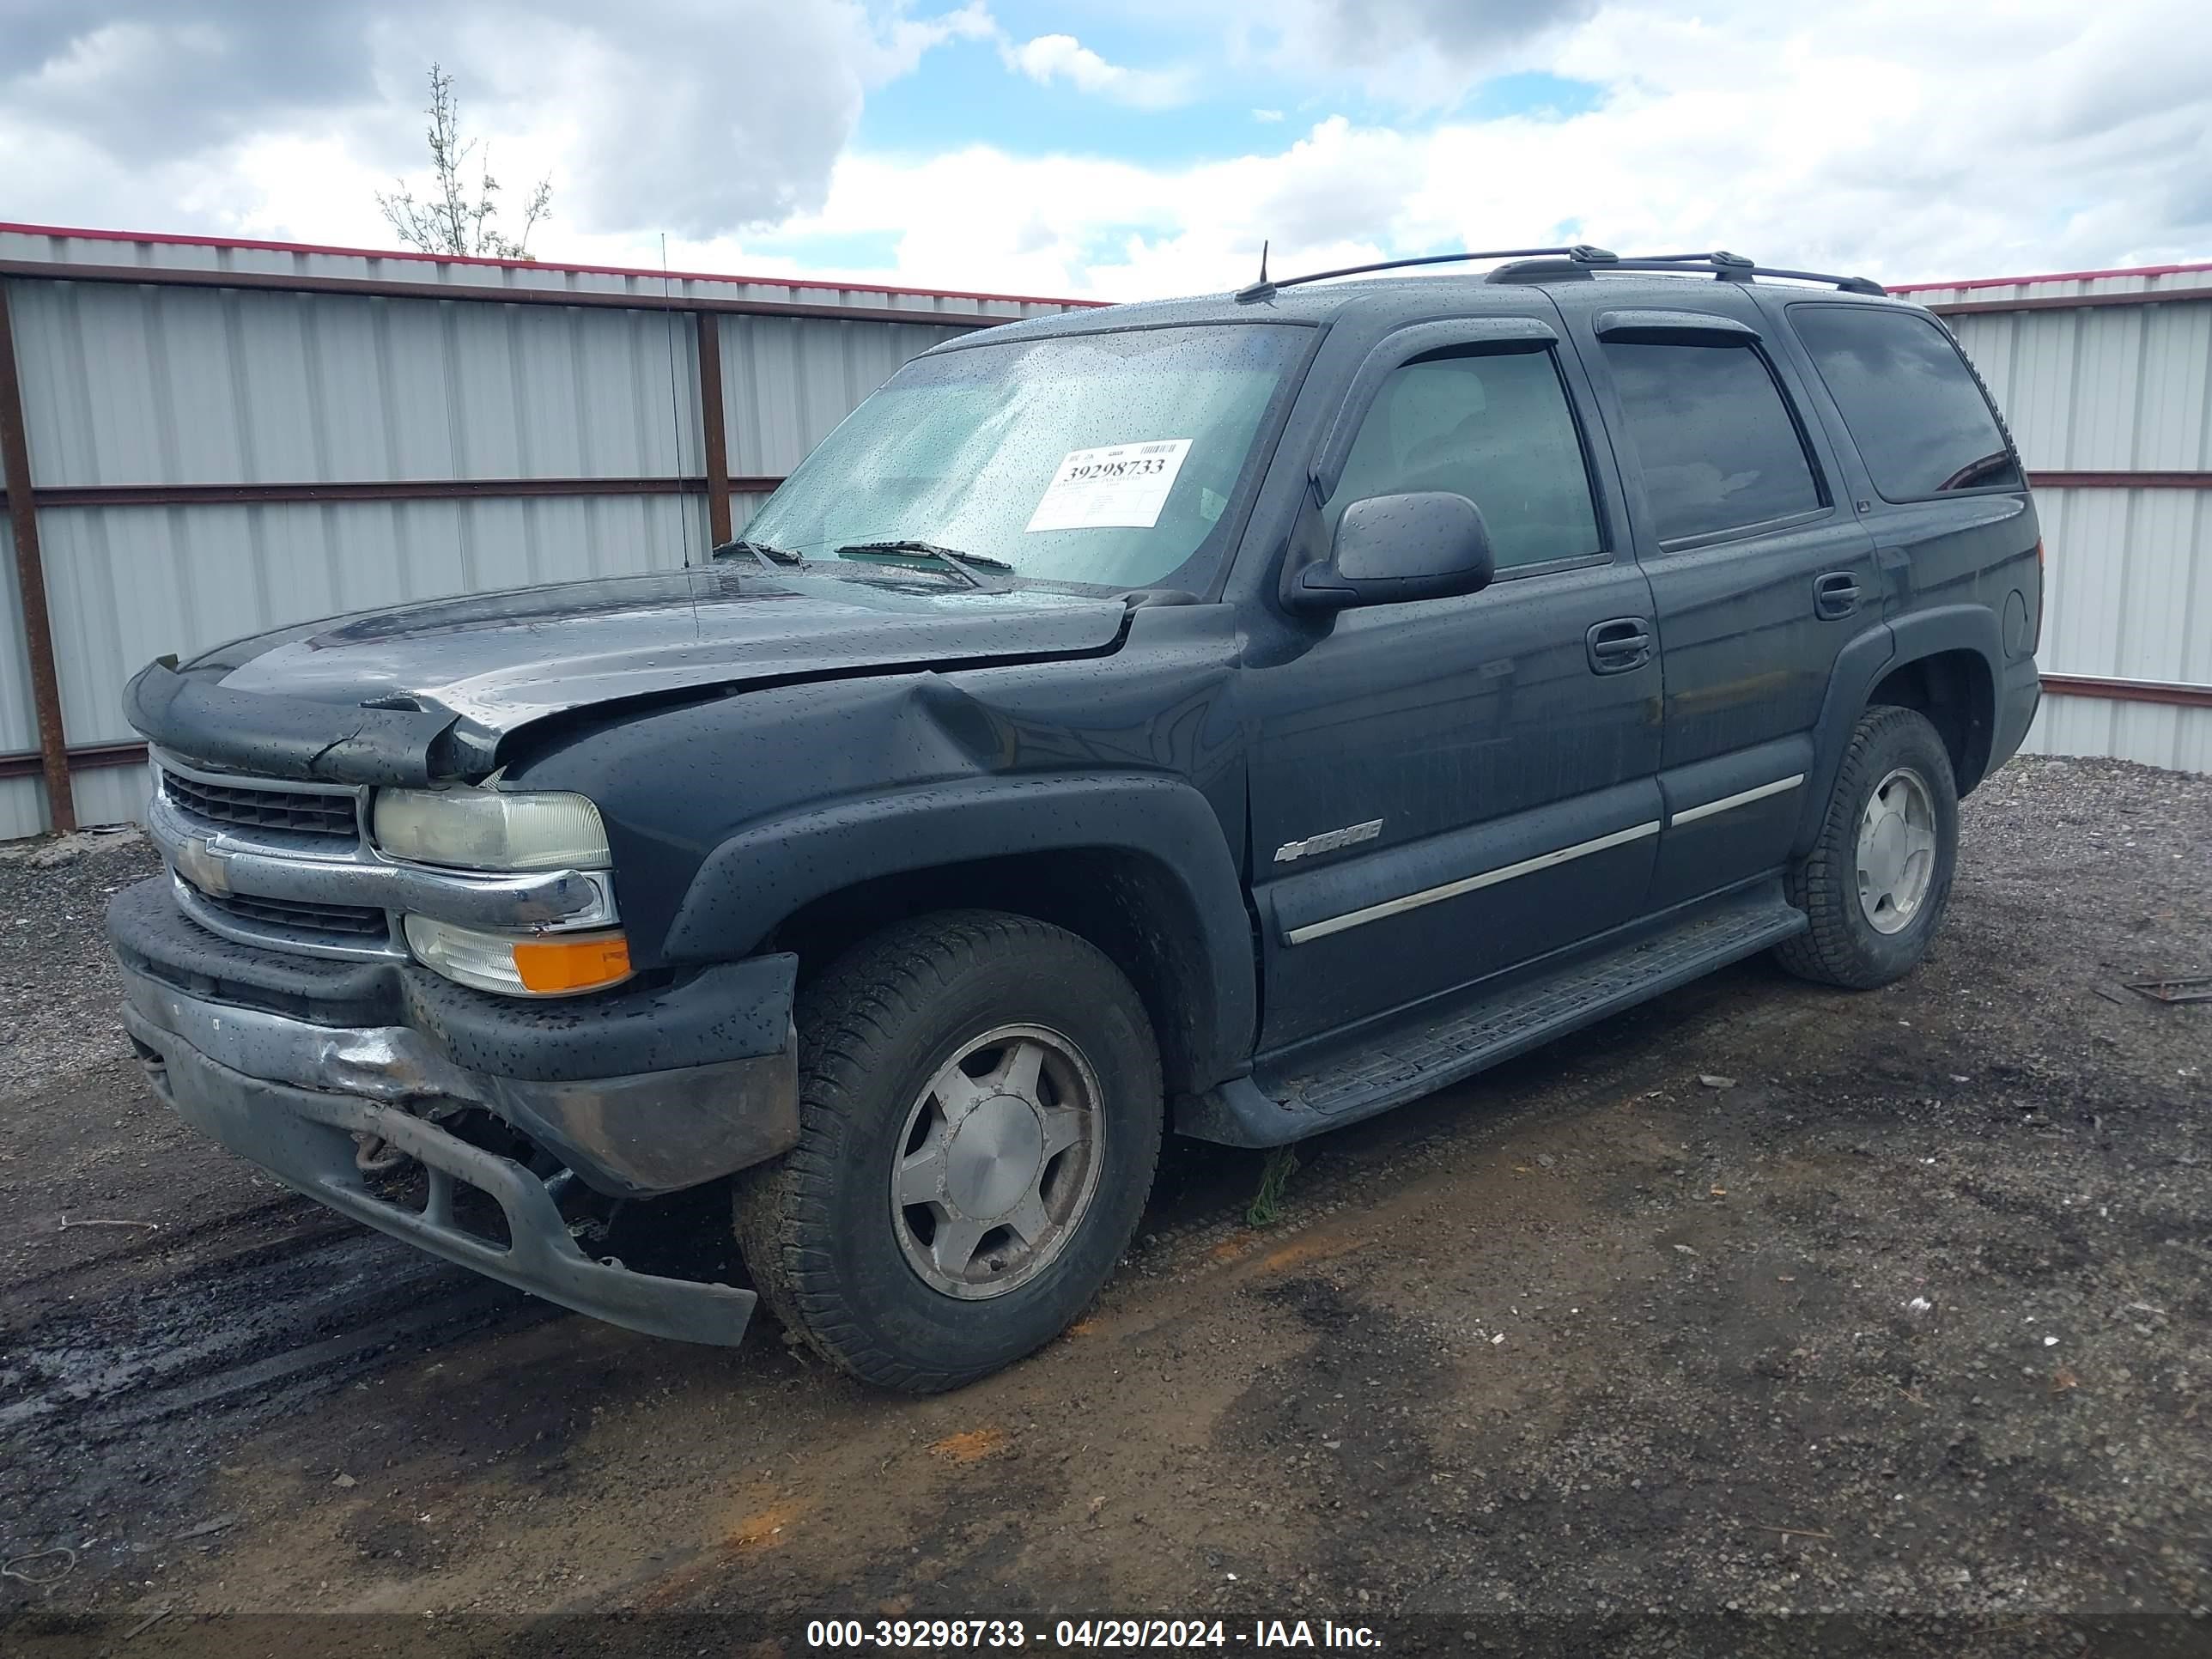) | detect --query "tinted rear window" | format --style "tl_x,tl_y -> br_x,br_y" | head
1790,305 -> 2022,499
1601,341 -> 1825,542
